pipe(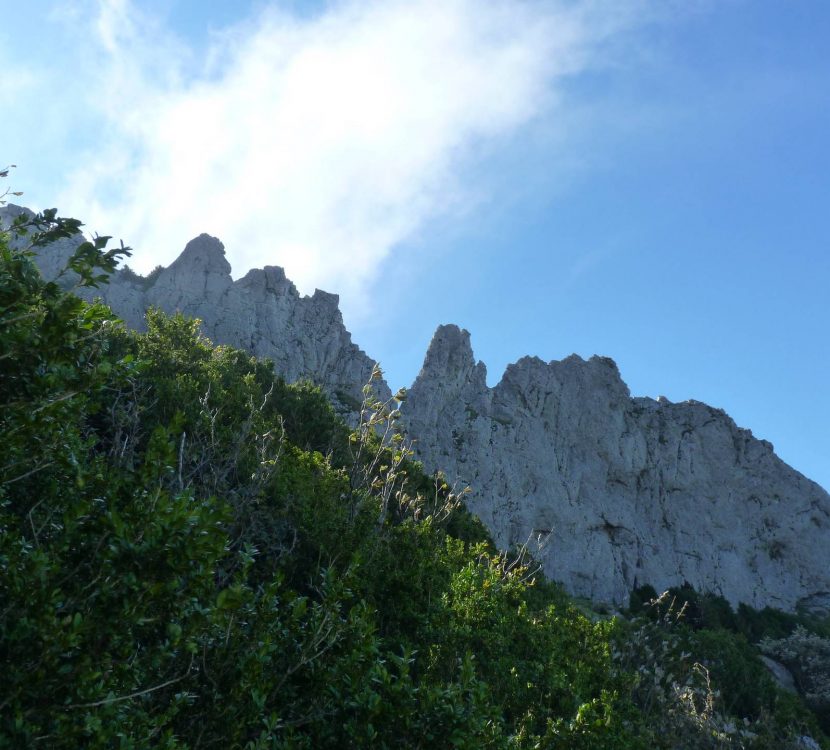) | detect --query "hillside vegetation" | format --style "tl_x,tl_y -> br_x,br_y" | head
1,205 -> 828,748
